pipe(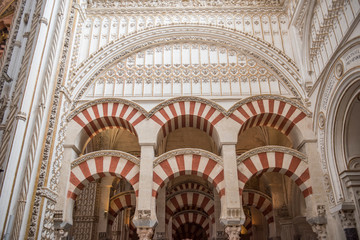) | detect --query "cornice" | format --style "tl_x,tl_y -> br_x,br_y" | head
153,148 -> 223,168
236,145 -> 307,165
71,150 -> 140,168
